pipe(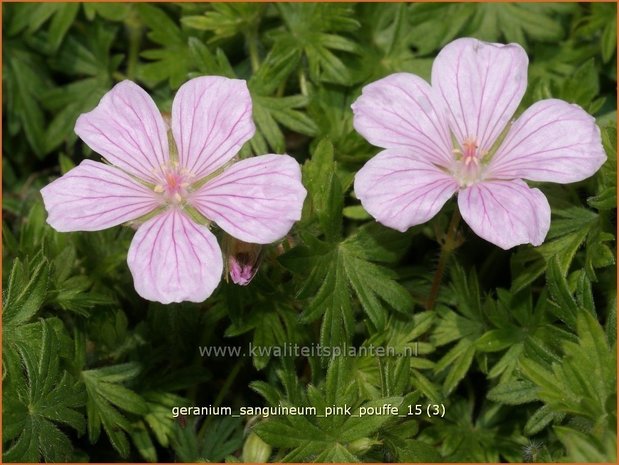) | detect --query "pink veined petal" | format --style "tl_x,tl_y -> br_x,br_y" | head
486,99 -> 606,183
74,80 -> 169,184
40,160 -> 160,232
354,148 -> 459,232
127,209 -> 223,304
172,76 -> 256,179
432,38 -> 528,153
190,154 -> 307,244
351,73 -> 453,167
458,179 -> 550,250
